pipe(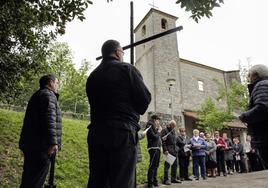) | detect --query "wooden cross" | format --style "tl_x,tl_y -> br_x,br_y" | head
96,1 -> 183,65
